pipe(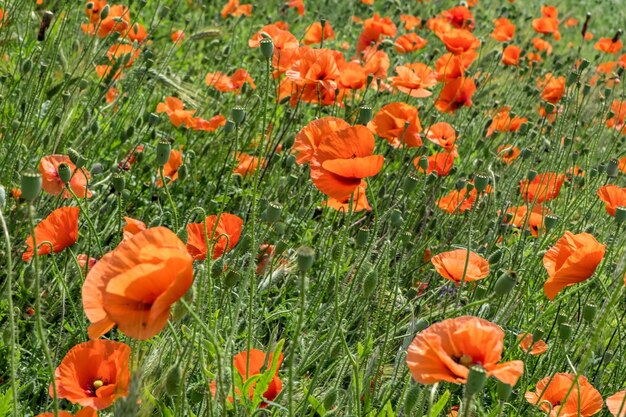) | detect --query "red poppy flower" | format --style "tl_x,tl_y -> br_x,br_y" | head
438,28 -> 480,55
406,316 -> 524,386
607,391 -> 626,417
51,340 -> 130,410
487,107 -> 527,136
323,184 -> 371,213
82,227 -> 194,340
292,117 -> 350,165
23,207 -> 79,262
186,213 -> 244,260
156,97 -> 196,128
594,37 -> 622,54
431,248 -> 489,283
435,77 -> 477,113
491,18 -> 515,41
425,122 -> 456,150
415,149 -> 458,176
303,21 -> 335,45
221,0 -> 252,18
497,144 -> 521,164
122,216 -> 146,241
502,45 -> 521,66
520,172 -> 565,203
518,333 -> 548,355
538,73 -> 566,104
368,102 -> 422,147
35,408 -> 97,417
597,185 -> 626,216
233,153 -> 265,177
309,125 -> 384,199
394,33 -> 428,53
390,63 -> 437,98
156,148 -> 183,187
39,155 -> 92,198
543,232 -> 605,300
525,373 -> 603,417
